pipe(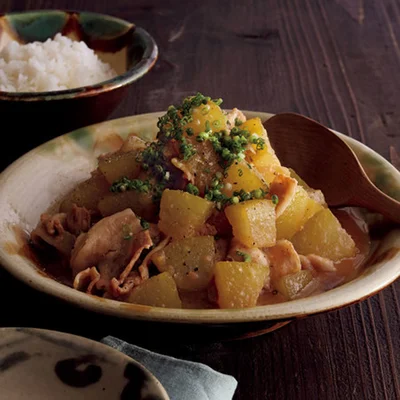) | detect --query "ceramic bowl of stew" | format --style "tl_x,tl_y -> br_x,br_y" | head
0,110 -> 399,339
